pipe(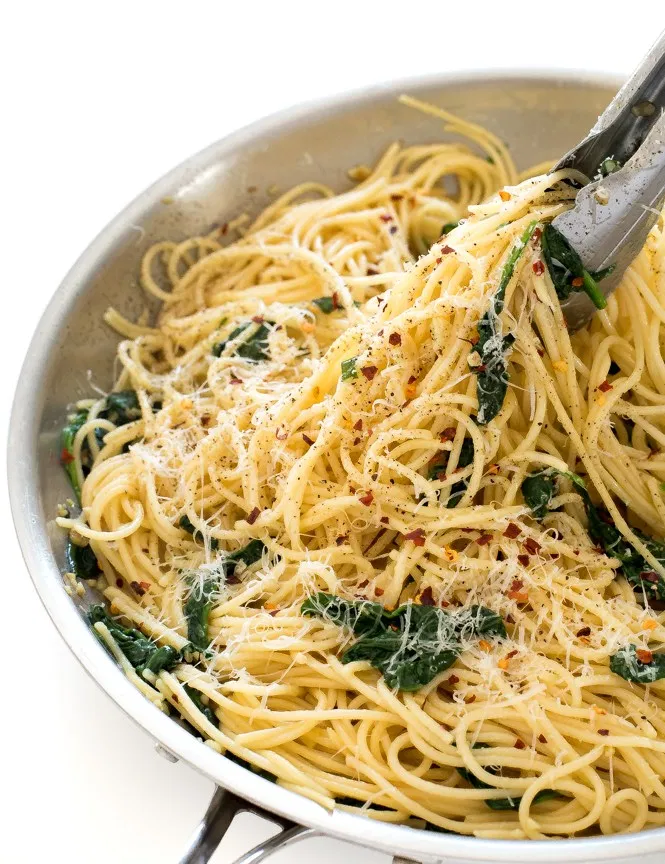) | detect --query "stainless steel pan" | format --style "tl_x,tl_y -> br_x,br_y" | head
10,70 -> 665,864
